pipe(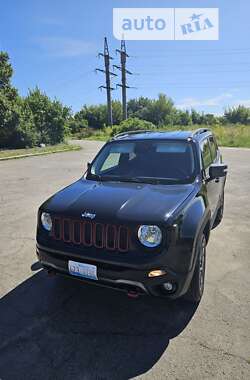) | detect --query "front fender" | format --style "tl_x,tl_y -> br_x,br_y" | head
165,194 -> 210,275
180,195 -> 210,270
